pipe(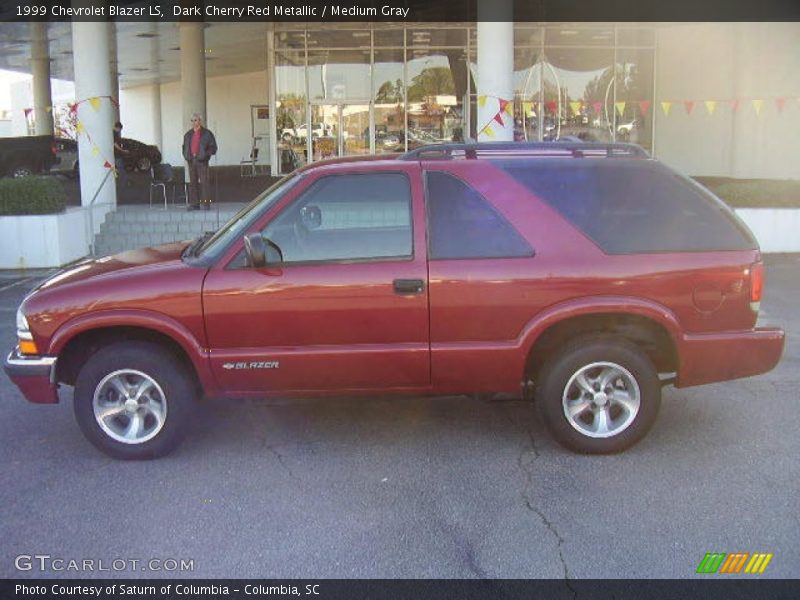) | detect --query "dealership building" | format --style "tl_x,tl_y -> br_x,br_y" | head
1,17 -> 798,204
